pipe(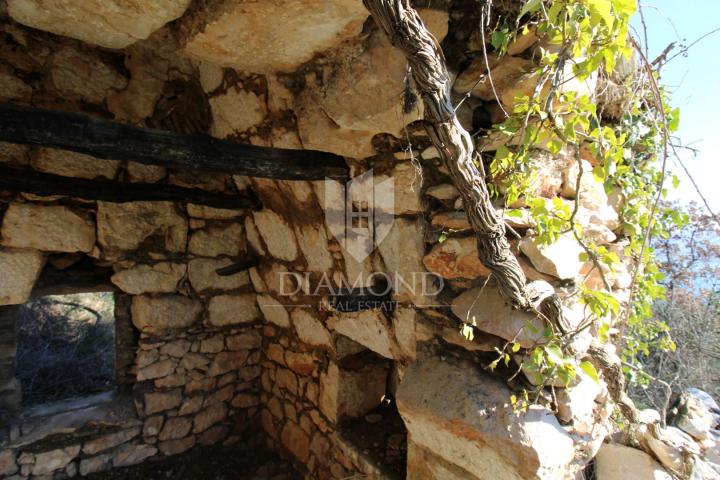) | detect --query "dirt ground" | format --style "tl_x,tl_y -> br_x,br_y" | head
85,440 -> 300,480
